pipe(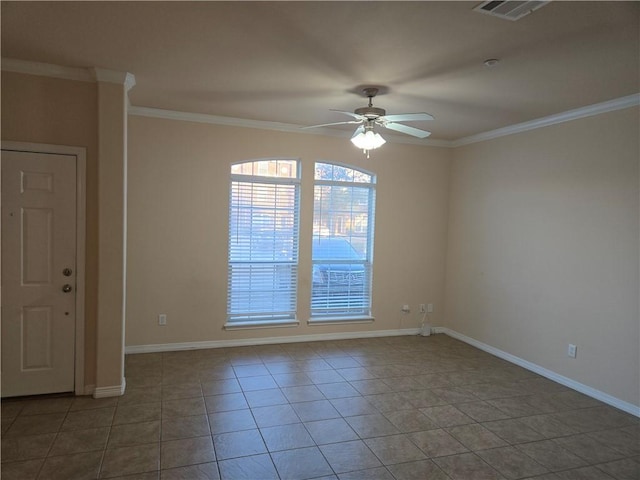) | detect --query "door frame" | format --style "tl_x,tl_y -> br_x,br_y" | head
1,141 -> 87,395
